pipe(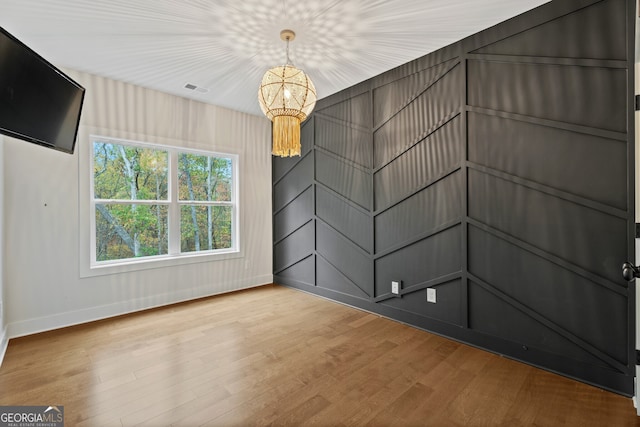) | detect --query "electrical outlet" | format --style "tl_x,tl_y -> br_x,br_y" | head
391,281 -> 400,295
427,288 -> 437,303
